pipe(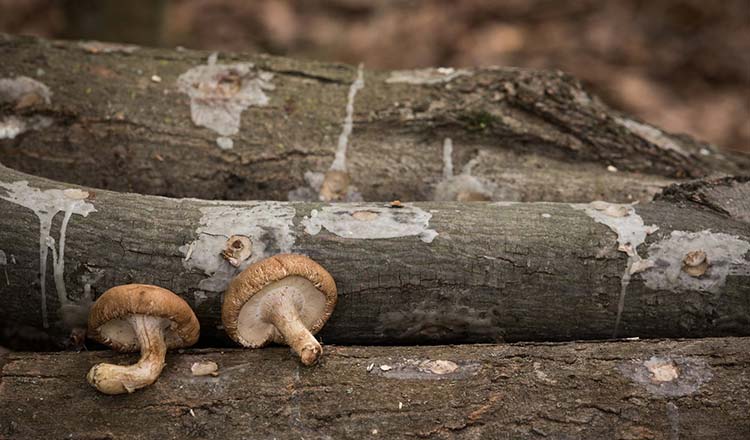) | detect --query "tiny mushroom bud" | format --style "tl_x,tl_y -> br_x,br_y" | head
319,170 -> 351,202
222,254 -> 337,366
86,284 -> 199,394
222,235 -> 252,267
682,250 -> 709,277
